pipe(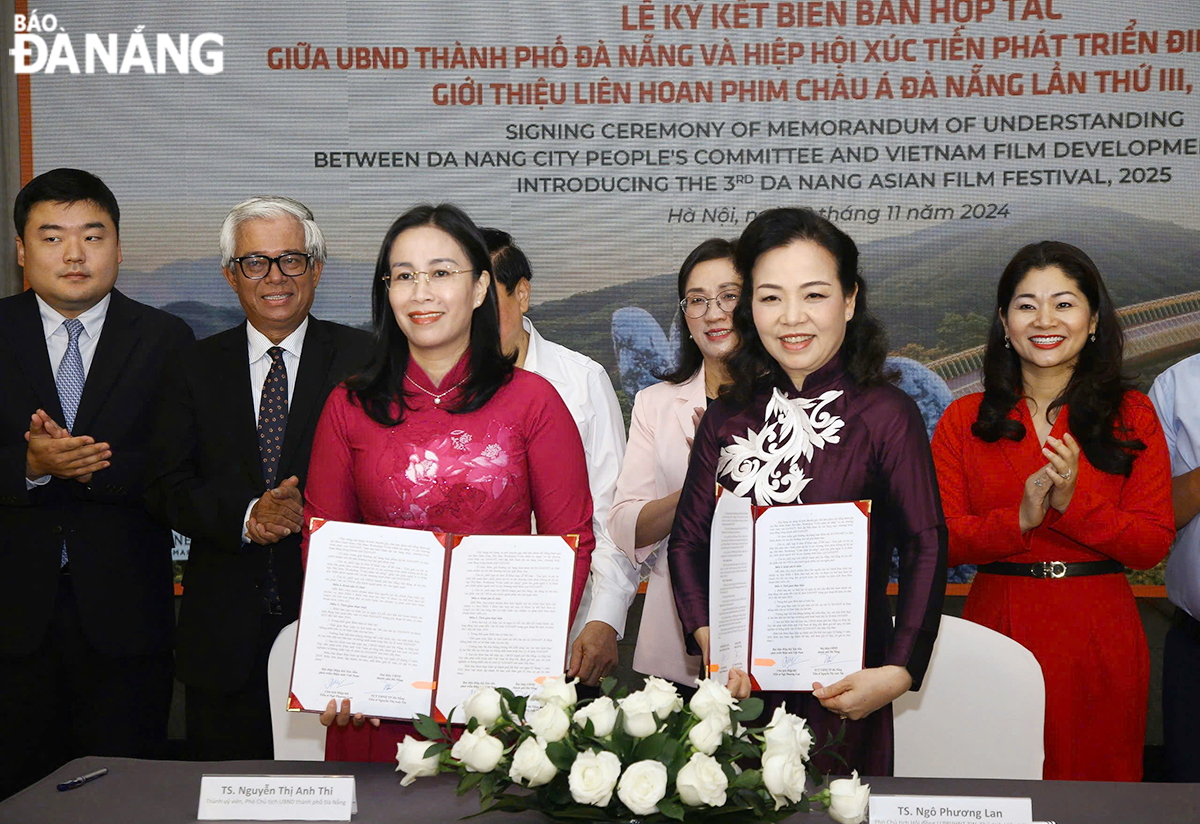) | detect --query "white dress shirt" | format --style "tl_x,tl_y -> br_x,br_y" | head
27,293 -> 112,488
522,317 -> 642,643
1151,353 -> 1200,619
241,318 -> 309,540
